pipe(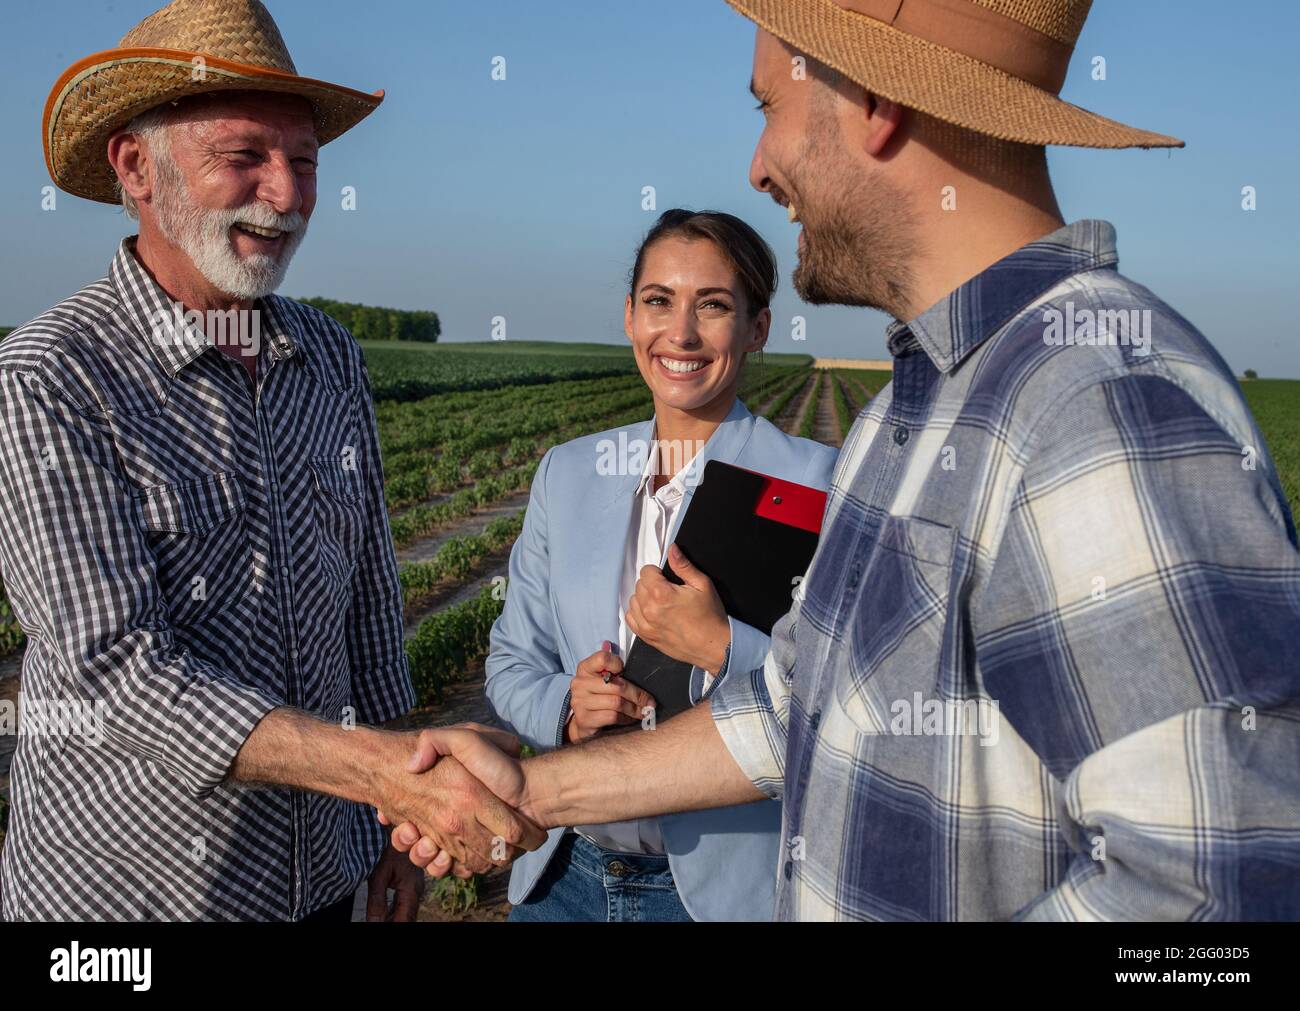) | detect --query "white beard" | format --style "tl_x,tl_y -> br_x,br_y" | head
152,150 -> 308,301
